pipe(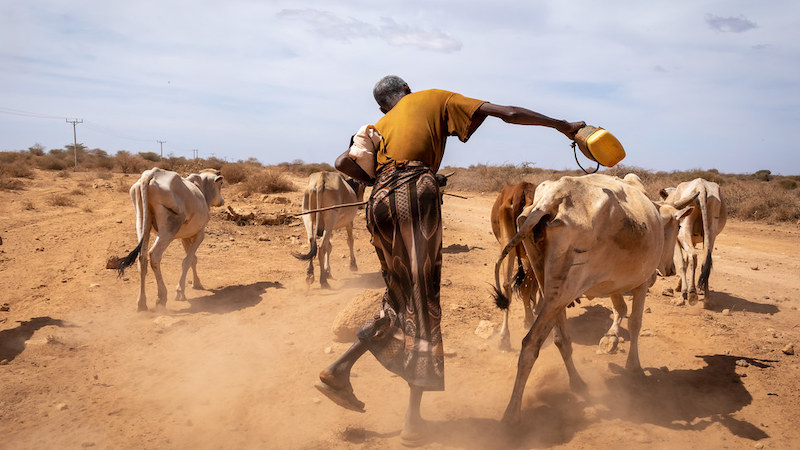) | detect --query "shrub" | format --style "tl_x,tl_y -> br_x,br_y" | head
115,151 -> 146,174
777,178 -> 797,190
242,169 -> 295,195
48,193 -> 75,207
753,169 -> 772,182
38,154 -> 69,171
139,152 -> 160,162
220,163 -> 250,184
276,159 -> 335,176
